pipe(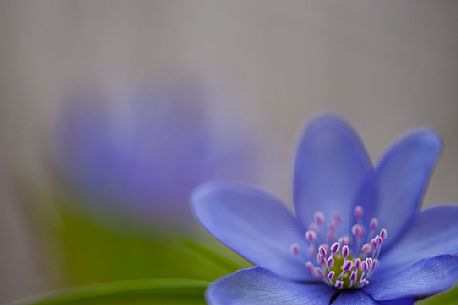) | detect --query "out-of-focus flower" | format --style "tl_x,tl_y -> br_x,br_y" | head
192,114 -> 458,304
54,81 -> 256,229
